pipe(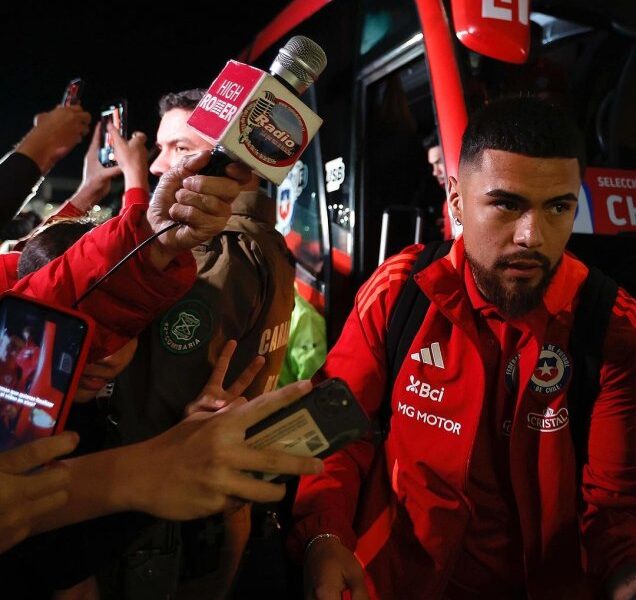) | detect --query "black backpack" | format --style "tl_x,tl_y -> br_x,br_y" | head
383,240 -> 619,479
